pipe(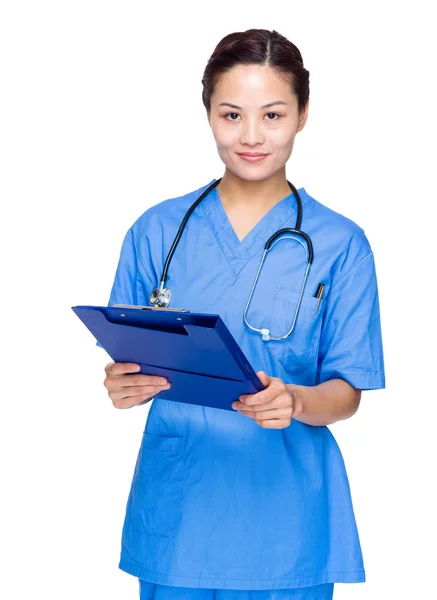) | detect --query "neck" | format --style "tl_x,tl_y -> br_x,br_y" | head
217,168 -> 292,211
